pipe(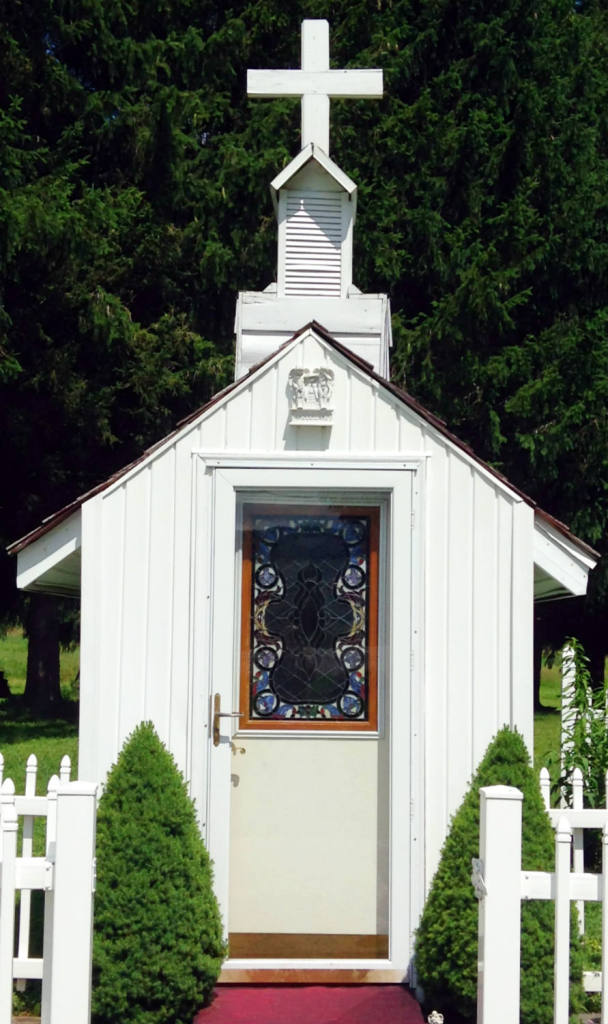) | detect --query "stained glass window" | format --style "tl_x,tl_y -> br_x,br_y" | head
239,505 -> 379,729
